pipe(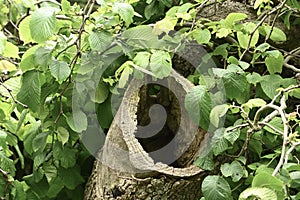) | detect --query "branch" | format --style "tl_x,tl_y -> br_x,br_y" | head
0,78 -> 28,108
35,0 -> 61,6
0,168 -> 12,199
284,142 -> 300,164
53,0 -> 96,125
283,47 -> 300,73
258,121 -> 283,135
239,0 -> 288,61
